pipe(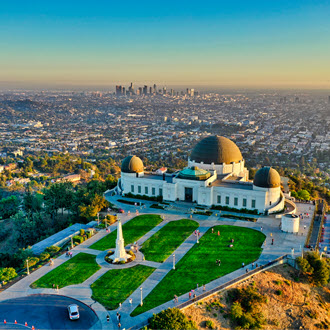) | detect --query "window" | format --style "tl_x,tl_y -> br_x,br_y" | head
251,200 -> 256,208
217,195 -> 221,204
138,186 -> 141,194
234,197 -> 238,206
159,188 -> 163,196
145,186 -> 148,195
226,196 -> 230,205
131,185 -> 134,193
243,198 -> 247,207
152,187 -> 155,196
